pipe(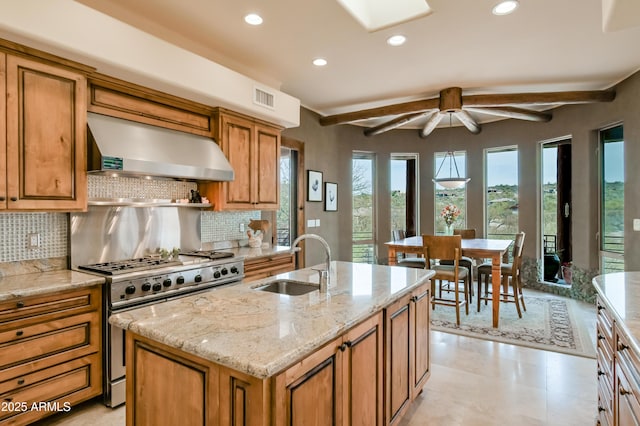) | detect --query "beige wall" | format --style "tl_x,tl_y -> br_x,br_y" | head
283,70 -> 640,272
